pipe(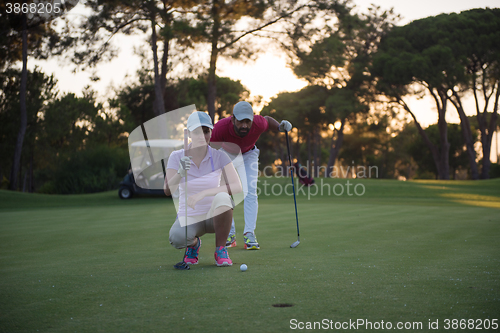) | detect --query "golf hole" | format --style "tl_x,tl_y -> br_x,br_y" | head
272,303 -> 294,308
